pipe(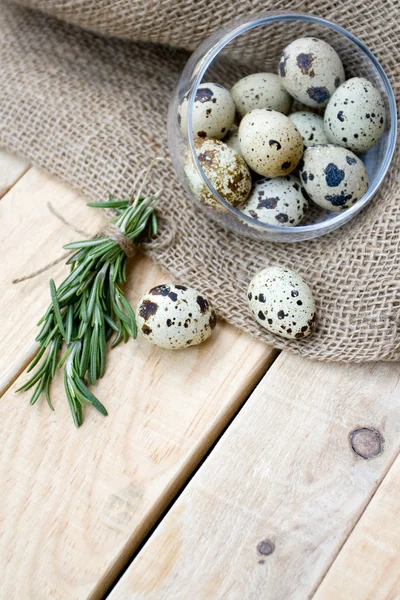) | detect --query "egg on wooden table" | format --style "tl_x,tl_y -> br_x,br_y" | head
178,82 -> 235,140
279,37 -> 345,107
324,77 -> 386,152
288,111 -> 329,147
299,144 -> 369,211
247,266 -> 316,340
241,175 -> 308,227
239,108 -> 303,177
231,73 -> 293,119
184,137 -> 252,211
137,284 -> 217,349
